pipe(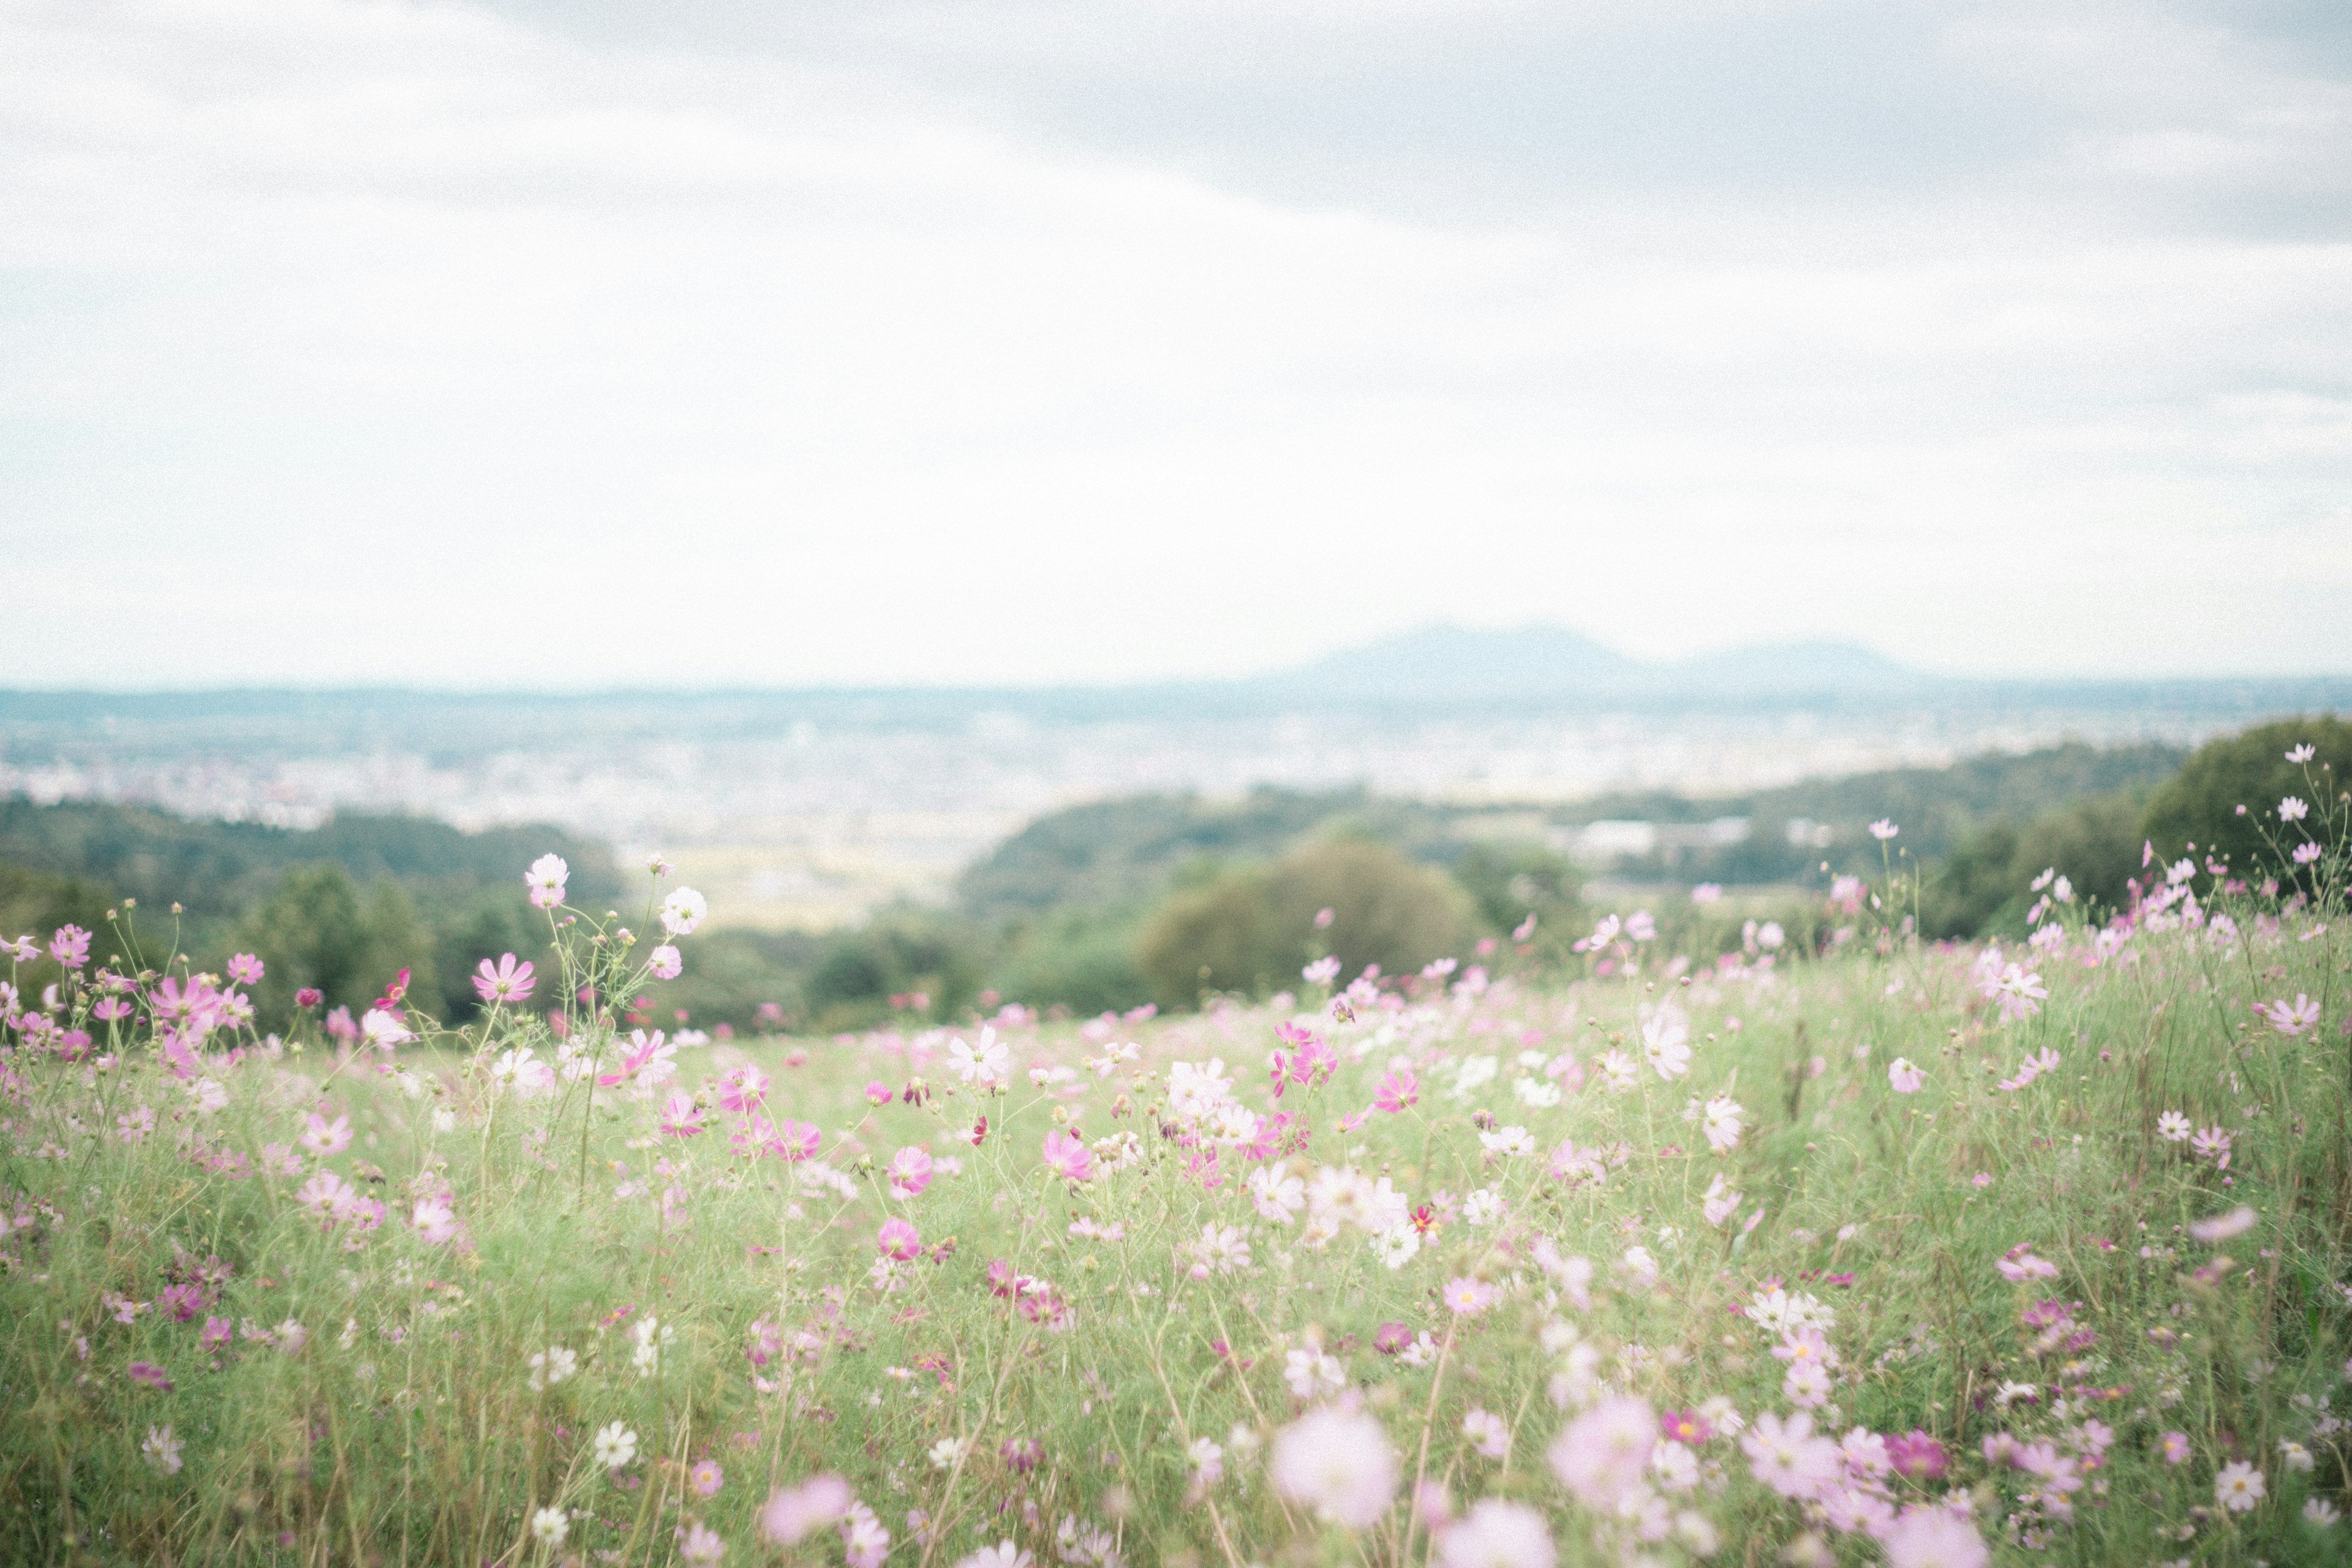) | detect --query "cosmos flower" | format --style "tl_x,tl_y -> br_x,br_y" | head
2215,1461 -> 2266,1512
472,953 -> 536,1004
525,854 -> 568,910
658,888 -> 708,936
1271,1406 -> 1397,1529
